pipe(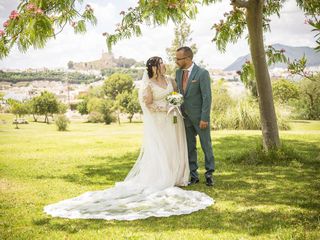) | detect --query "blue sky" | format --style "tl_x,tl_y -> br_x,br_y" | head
0,0 -> 316,70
